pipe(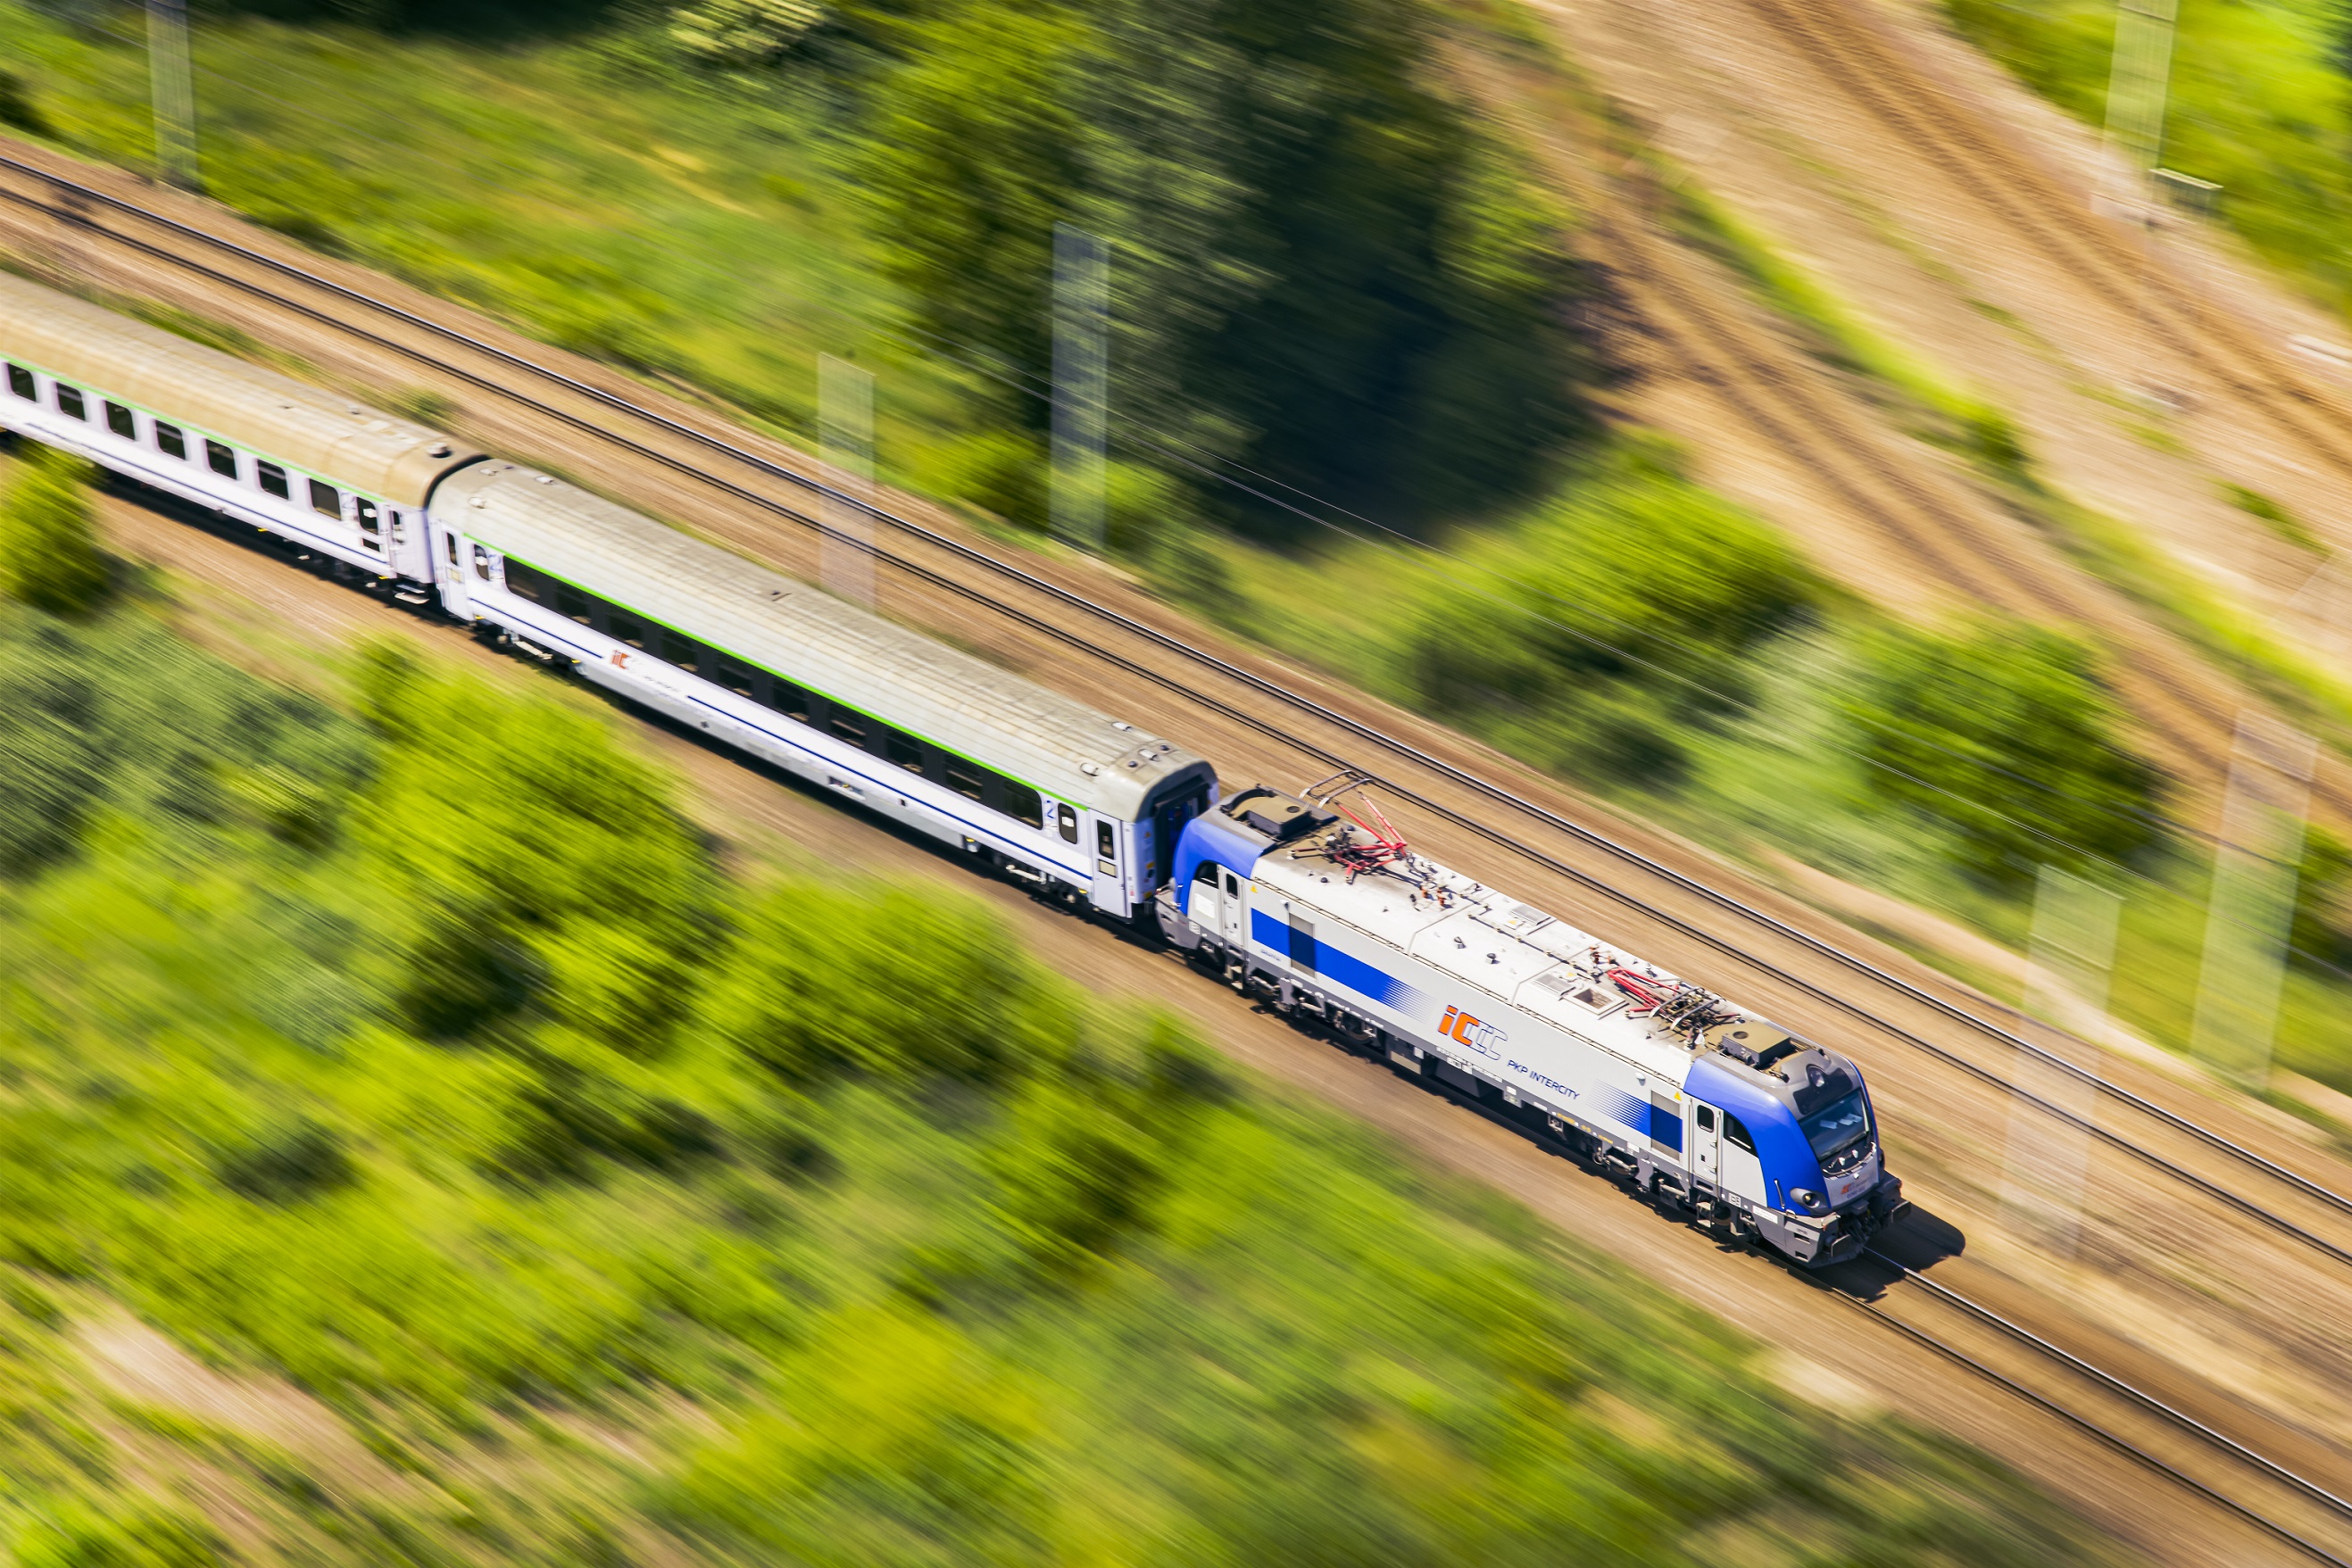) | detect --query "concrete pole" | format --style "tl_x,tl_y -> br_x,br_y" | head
2190,714 -> 2315,1088
1051,223 -> 1108,552
818,353 -> 875,608
1999,865 -> 2122,1261
147,0 -> 200,192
